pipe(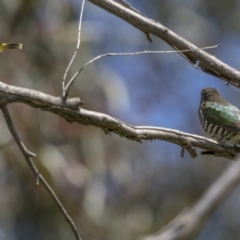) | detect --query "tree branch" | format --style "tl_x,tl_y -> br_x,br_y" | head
88,0 -> 240,88
143,153 -> 240,240
1,105 -> 82,240
0,81 -> 238,159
